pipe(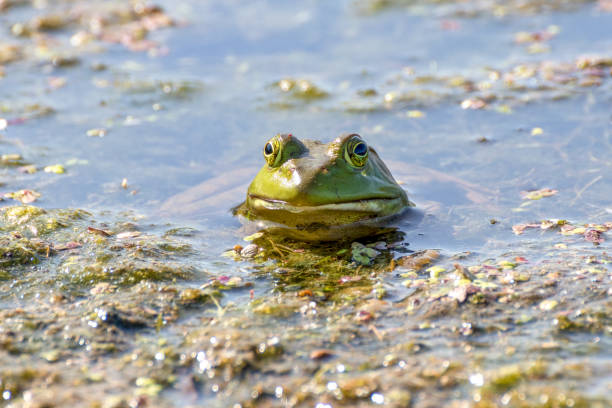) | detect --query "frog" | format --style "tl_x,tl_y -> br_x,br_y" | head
231,133 -> 413,240
160,132 -> 493,241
